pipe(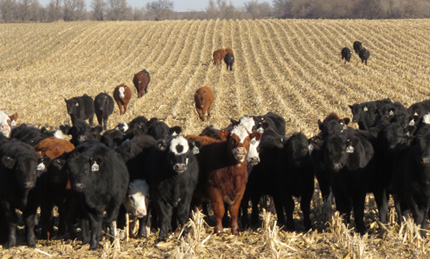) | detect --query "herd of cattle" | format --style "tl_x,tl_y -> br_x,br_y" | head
341,41 -> 371,65
1,47 -> 430,251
